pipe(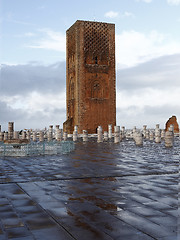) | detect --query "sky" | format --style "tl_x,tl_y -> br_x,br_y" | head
0,0 -> 180,131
